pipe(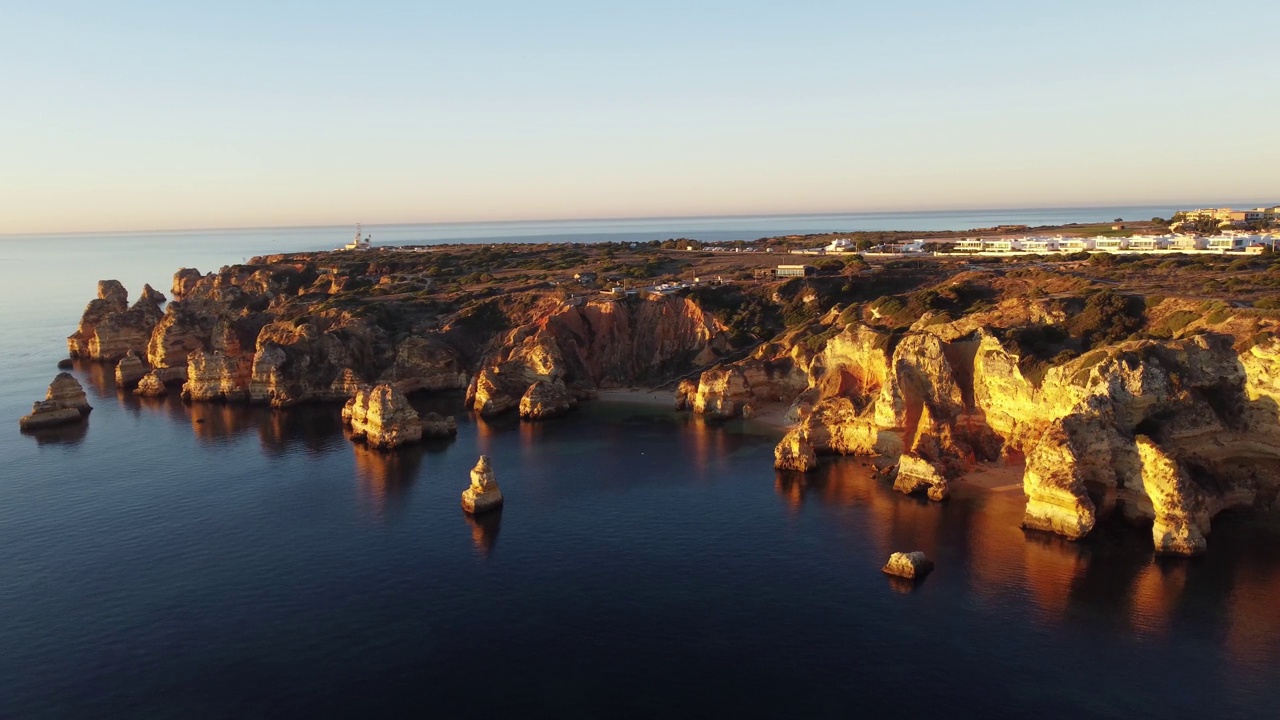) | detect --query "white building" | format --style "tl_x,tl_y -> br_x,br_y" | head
1022,237 -> 1061,253
1094,238 -> 1129,252
1167,235 -> 1205,251
984,239 -> 1021,252
1207,235 -> 1246,252
1127,236 -> 1168,251
953,238 -> 985,252
825,238 -> 855,252
1059,238 -> 1096,252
